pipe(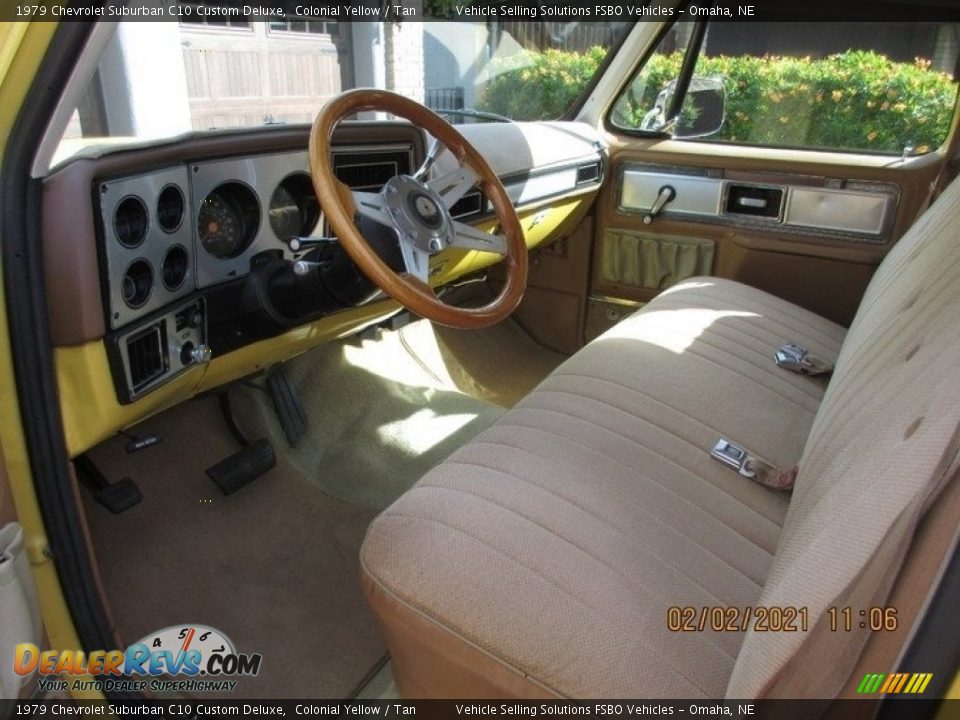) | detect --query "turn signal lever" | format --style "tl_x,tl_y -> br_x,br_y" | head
287,236 -> 337,253
643,185 -> 676,225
